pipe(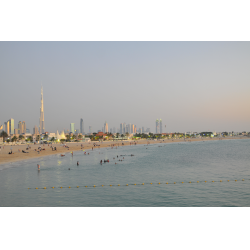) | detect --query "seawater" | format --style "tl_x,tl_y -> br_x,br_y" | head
0,139 -> 250,207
